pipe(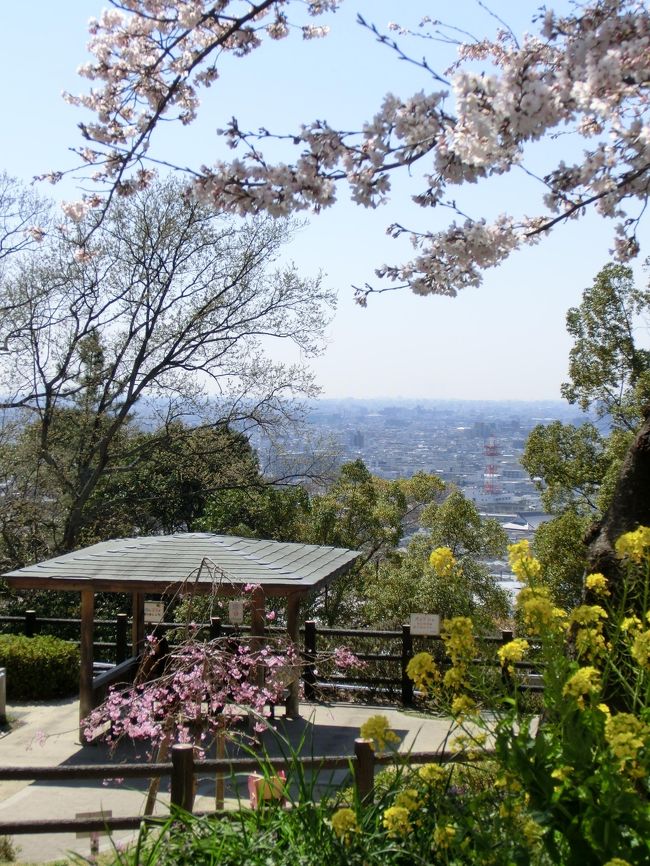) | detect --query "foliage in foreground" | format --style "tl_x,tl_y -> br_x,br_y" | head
109,532 -> 650,866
